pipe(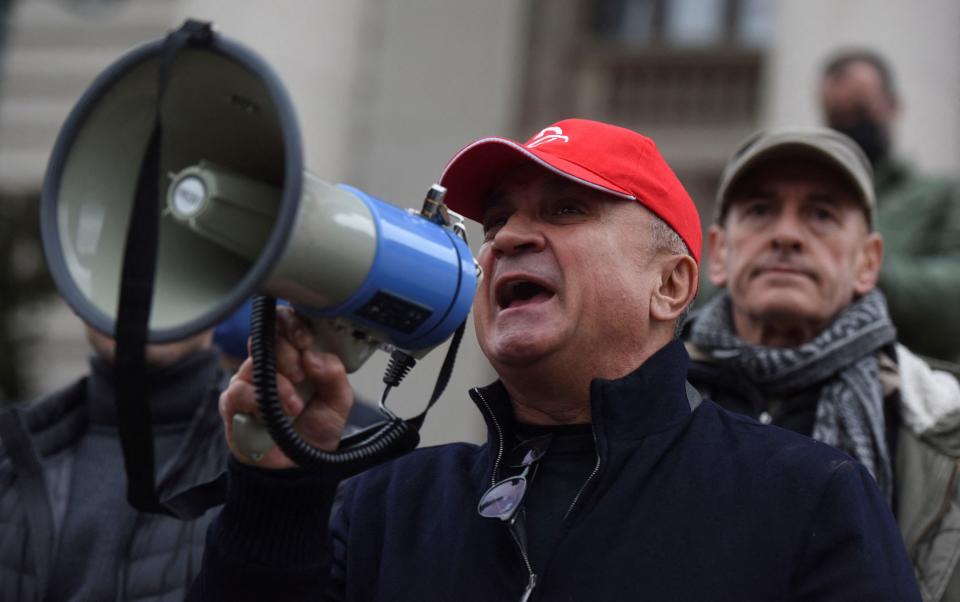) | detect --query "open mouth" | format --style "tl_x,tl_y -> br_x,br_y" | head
496,280 -> 555,310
